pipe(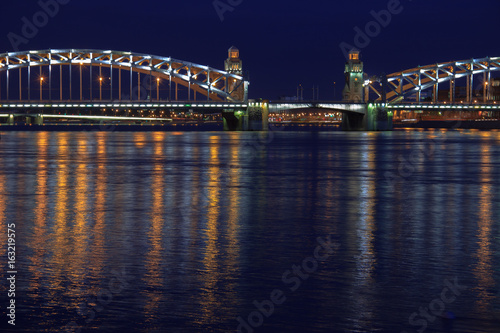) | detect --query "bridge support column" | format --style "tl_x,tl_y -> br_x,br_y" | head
222,100 -> 269,131
243,99 -> 269,131
341,103 -> 393,131
6,114 -> 14,125
261,100 -> 269,131
341,112 -> 365,131
223,109 -> 248,131
34,114 -> 44,125
365,103 -> 393,131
